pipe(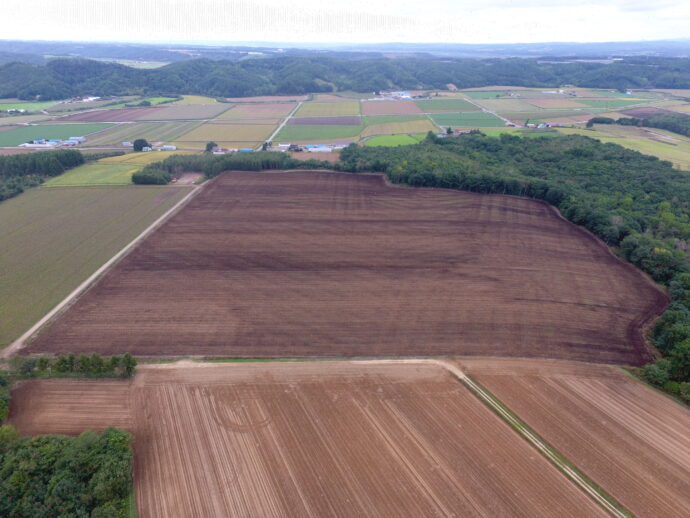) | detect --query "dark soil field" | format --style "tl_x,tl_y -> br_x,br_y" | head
58,107 -> 165,122
9,361 -> 608,518
458,358 -> 690,518
27,170 -> 666,362
288,116 -> 361,125
619,107 -> 675,117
